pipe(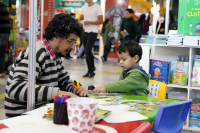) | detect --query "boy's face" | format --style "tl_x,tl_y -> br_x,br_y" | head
117,51 -> 139,70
